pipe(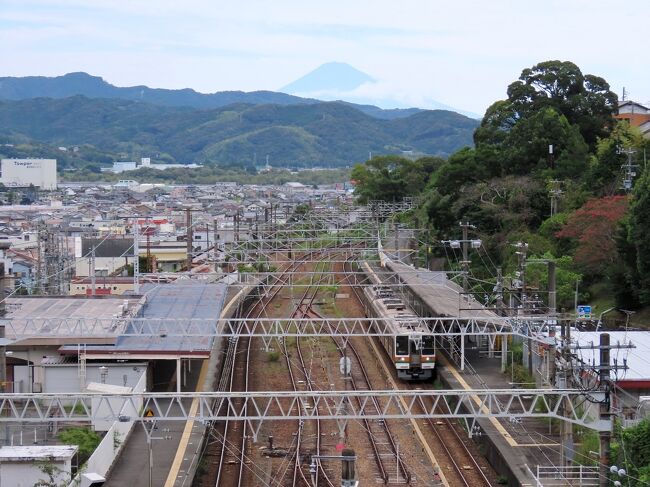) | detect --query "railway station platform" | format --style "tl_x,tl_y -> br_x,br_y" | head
386,260 -> 565,486
438,350 -> 562,486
